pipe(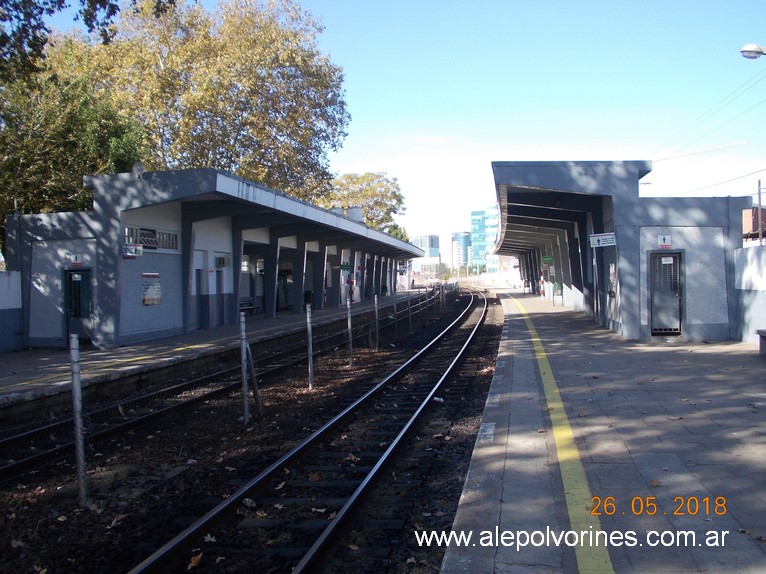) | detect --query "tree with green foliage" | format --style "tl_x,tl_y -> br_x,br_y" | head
47,0 -> 349,201
0,0 -> 172,80
0,67 -> 146,247
320,172 -> 409,241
